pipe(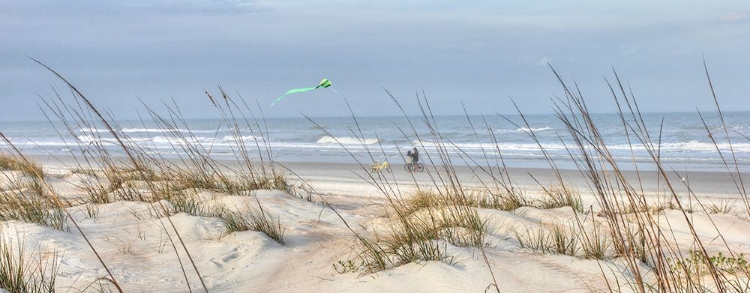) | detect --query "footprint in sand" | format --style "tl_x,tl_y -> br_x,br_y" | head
210,247 -> 239,268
